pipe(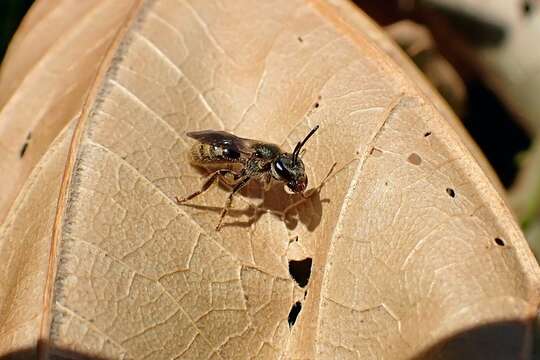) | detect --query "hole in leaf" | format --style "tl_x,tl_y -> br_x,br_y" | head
446,188 -> 456,198
288,301 -> 302,327
19,132 -> 32,158
288,258 -> 312,288
313,95 -> 321,109
424,131 -> 432,137
494,237 -> 505,246
19,142 -> 28,158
